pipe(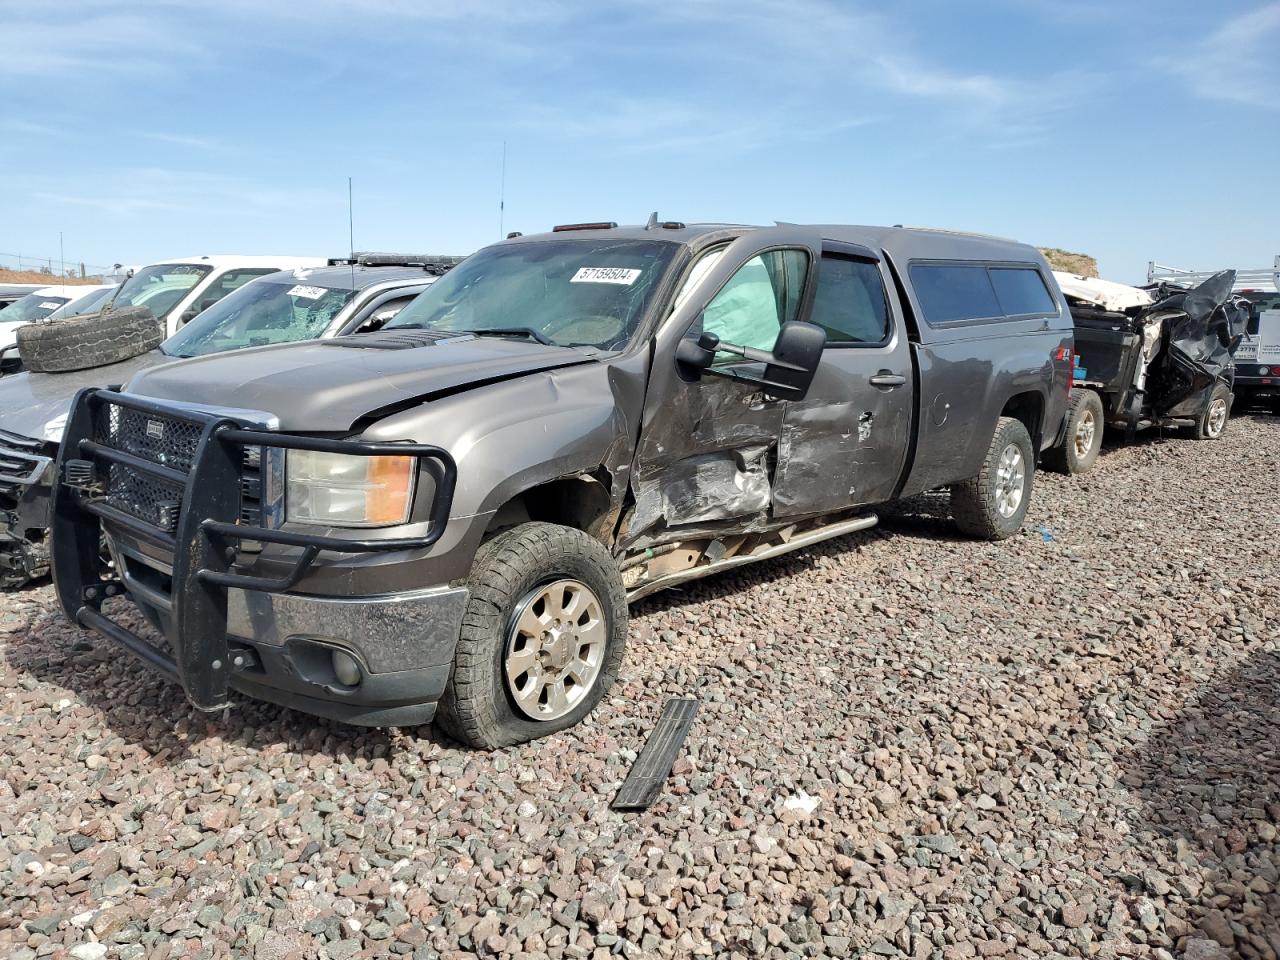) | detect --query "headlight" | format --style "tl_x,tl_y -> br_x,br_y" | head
286,450 -> 415,527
